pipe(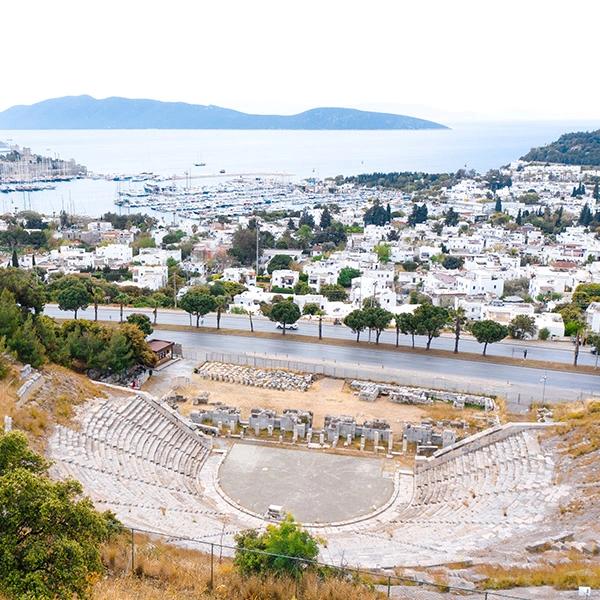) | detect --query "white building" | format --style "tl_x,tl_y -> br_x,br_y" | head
271,269 -> 299,290
131,265 -> 168,290
456,271 -> 504,297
